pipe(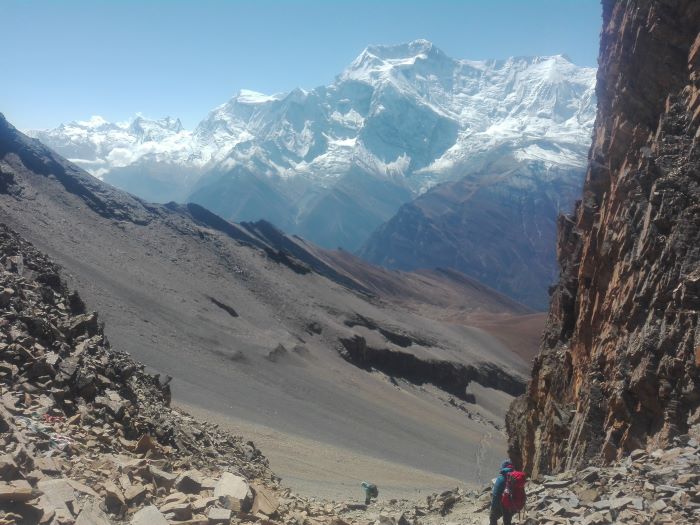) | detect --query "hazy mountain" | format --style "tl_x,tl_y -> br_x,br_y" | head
359,156 -> 583,309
